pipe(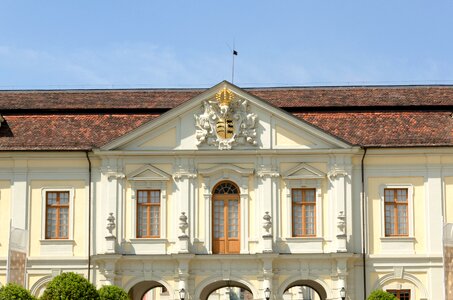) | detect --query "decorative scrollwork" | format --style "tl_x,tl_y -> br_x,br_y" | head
195,88 -> 258,150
